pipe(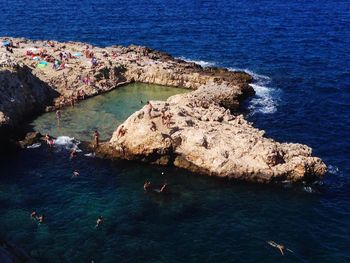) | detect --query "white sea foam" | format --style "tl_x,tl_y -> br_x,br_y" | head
327,165 -> 340,175
178,57 -> 280,115
303,186 -> 315,193
227,67 -> 279,115
27,142 -> 41,149
54,136 -> 80,151
176,57 -> 216,68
